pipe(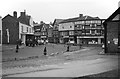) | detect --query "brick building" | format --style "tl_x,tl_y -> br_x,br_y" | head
103,7 -> 120,53
59,14 -> 105,45
2,11 -> 34,44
